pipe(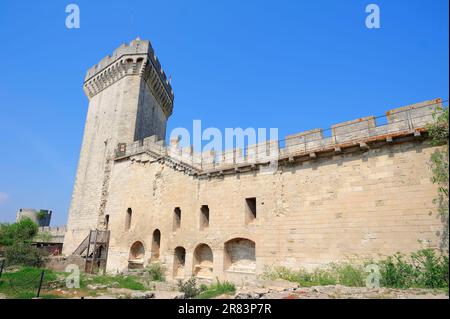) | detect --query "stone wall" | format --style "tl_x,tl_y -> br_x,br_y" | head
103,138 -> 443,280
